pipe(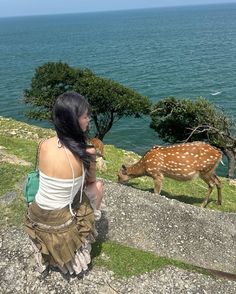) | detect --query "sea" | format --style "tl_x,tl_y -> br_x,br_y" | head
0,3 -> 236,176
